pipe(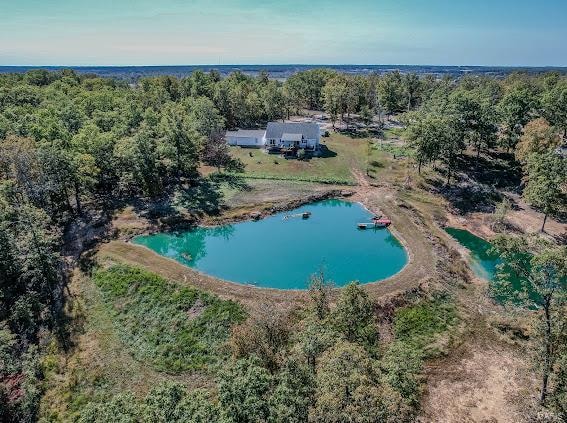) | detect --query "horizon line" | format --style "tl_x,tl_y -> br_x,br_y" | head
2,63 -> 567,69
